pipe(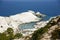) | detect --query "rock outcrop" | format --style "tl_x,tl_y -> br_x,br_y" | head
0,10 -> 45,33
